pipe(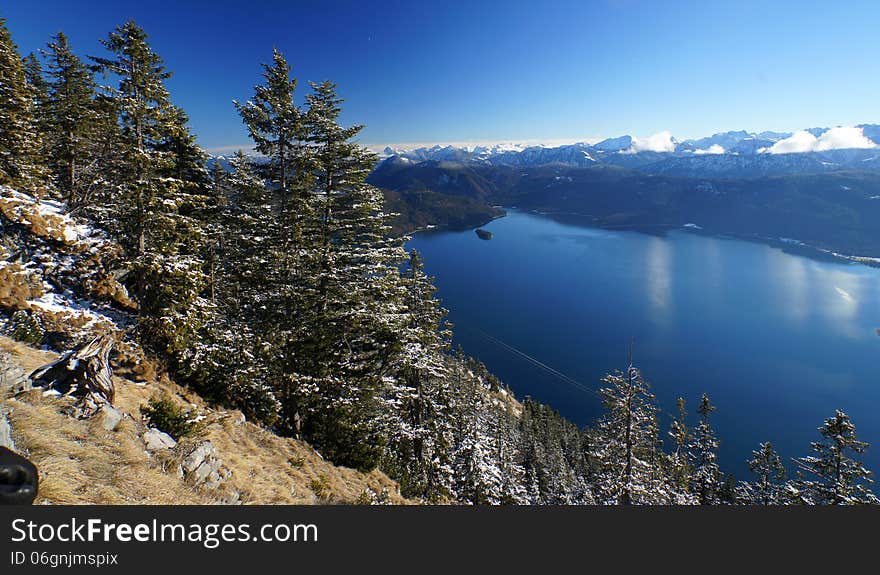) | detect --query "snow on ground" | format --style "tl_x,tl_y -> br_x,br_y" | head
28,291 -> 116,331
0,186 -> 98,248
